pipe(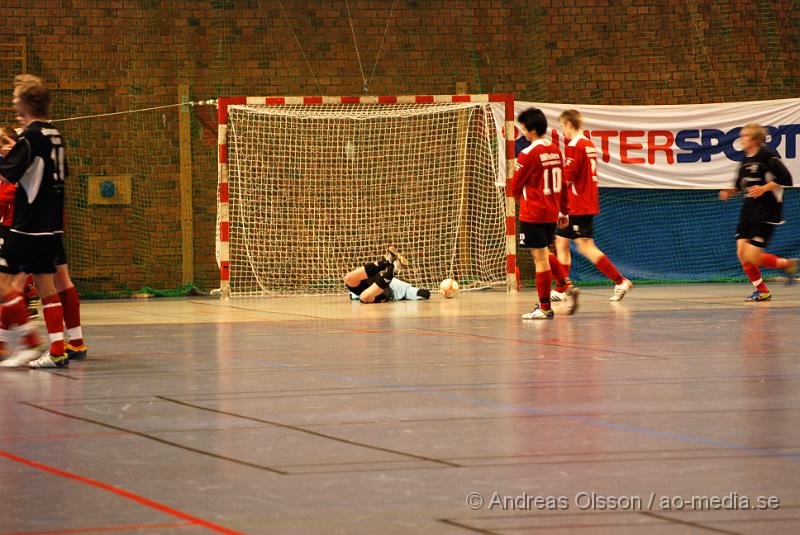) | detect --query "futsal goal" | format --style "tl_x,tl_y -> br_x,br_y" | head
216,95 -> 516,298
